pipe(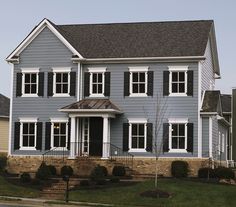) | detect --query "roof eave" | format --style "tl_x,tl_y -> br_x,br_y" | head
59,108 -> 123,114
